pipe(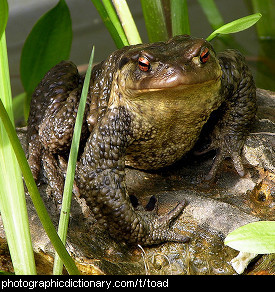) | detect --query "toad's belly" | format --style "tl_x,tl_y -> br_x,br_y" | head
125,112 -> 210,170
125,138 -> 196,170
